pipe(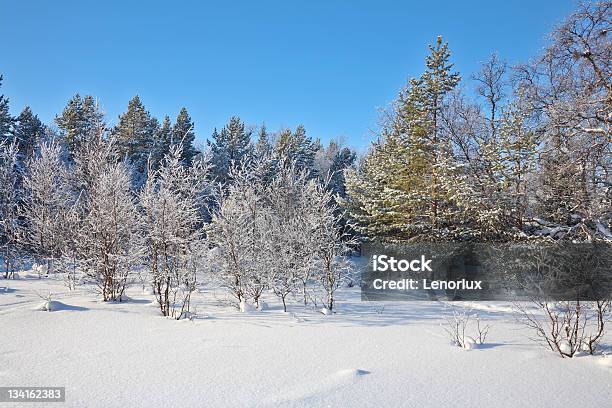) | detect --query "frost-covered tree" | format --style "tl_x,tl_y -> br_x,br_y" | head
22,140 -> 70,272
72,135 -> 142,301
516,1 -> 611,239
251,124 -> 278,186
140,144 -> 210,319
307,177 -> 357,311
255,124 -> 272,158
208,158 -> 343,312
266,165 -> 320,310
207,161 -> 271,307
150,115 -> 173,171
57,129 -> 112,288
0,139 -> 21,278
